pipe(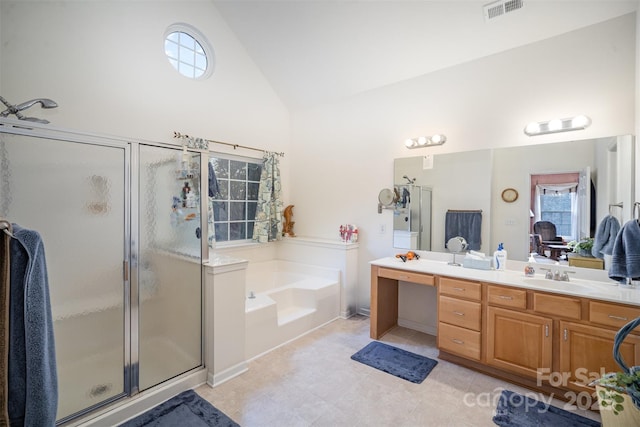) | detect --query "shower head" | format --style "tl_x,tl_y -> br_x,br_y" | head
402,175 -> 416,184
14,98 -> 58,111
0,95 -> 58,123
